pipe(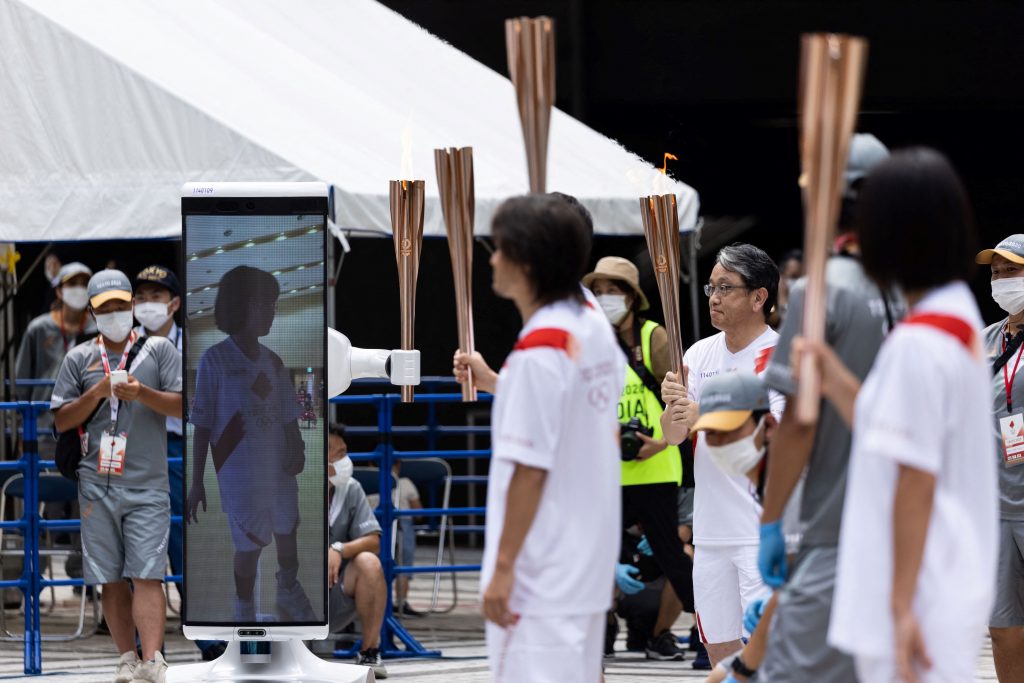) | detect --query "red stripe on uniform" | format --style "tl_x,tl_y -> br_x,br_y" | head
902,313 -> 973,350
513,328 -> 573,353
694,610 -> 708,644
754,346 -> 775,374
